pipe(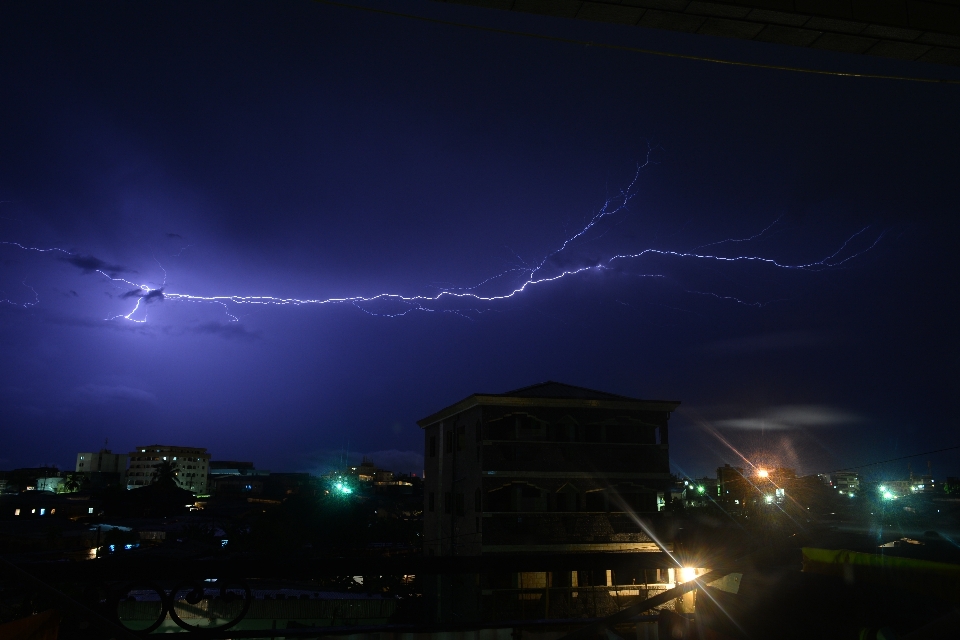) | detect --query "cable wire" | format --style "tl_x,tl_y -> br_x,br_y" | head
316,0 -> 960,85
827,444 -> 960,474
